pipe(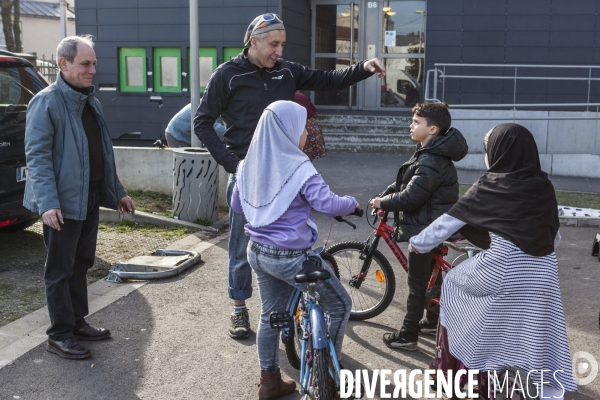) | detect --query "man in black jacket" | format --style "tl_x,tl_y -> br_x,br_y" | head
194,13 -> 385,341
